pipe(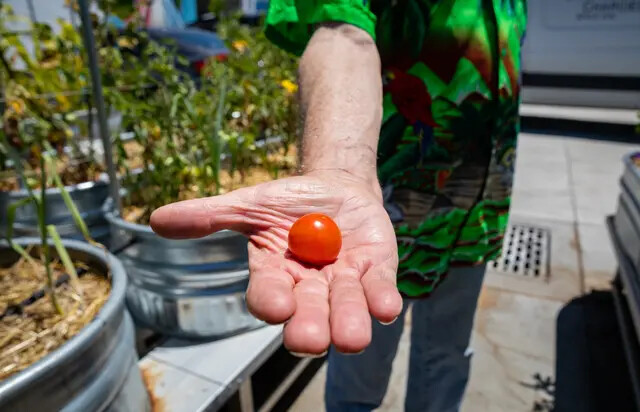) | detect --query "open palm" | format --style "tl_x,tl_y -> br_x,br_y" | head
150,172 -> 402,354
